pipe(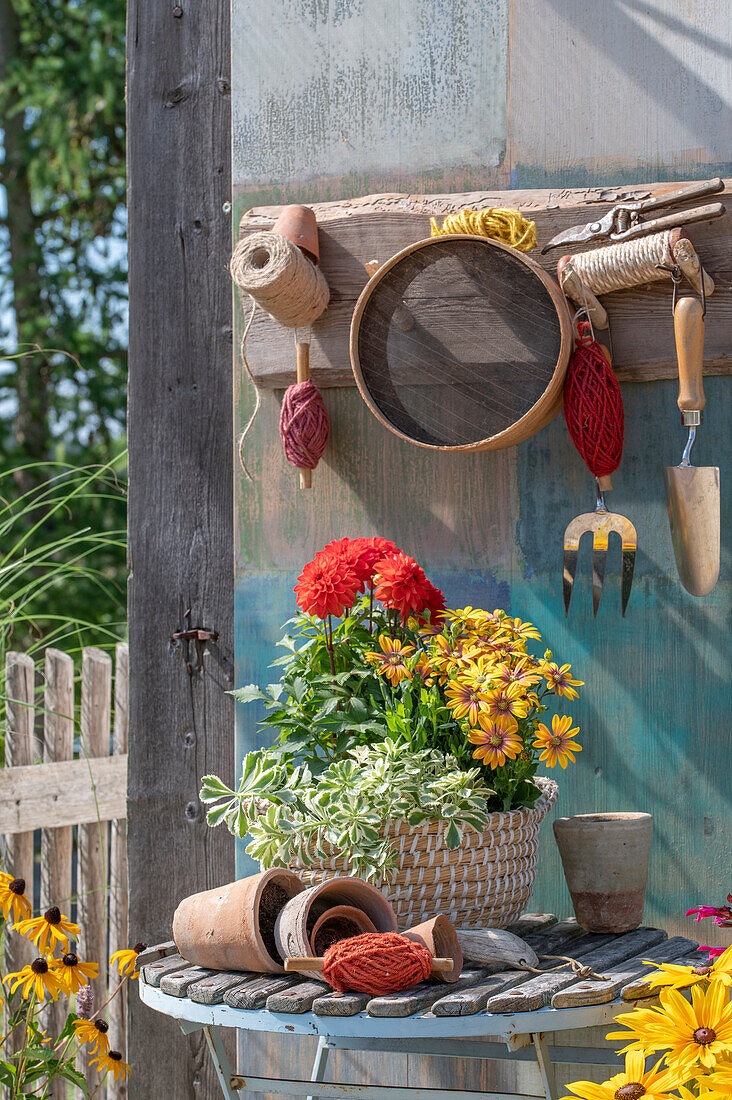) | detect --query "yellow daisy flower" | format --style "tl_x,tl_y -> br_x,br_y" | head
52,952 -> 100,995
4,957 -> 61,1002
110,942 -> 147,979
542,661 -> 584,699
702,1059 -> 732,1093
429,635 -> 481,675
534,714 -> 582,769
0,873 -> 32,922
482,682 -> 530,723
560,1049 -> 688,1100
644,944 -> 732,993
507,618 -> 542,642
458,655 -> 506,693
365,635 -> 414,686
444,679 -> 489,726
73,1018 -> 110,1055
495,655 -> 543,689
15,907 -> 80,953
607,983 -> 732,1074
468,717 -> 523,769
91,1050 -> 130,1082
